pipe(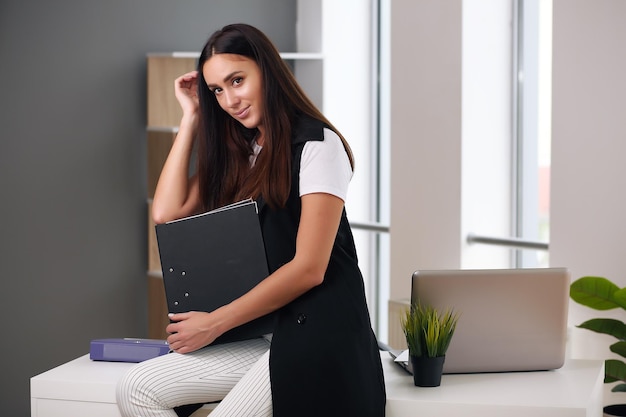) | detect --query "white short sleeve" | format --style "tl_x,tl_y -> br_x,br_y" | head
299,128 -> 353,201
